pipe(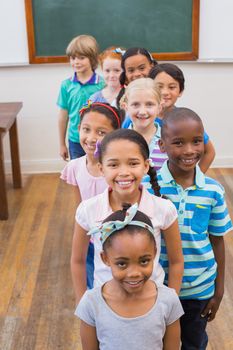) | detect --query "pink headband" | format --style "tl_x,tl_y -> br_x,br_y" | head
80,101 -> 121,127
